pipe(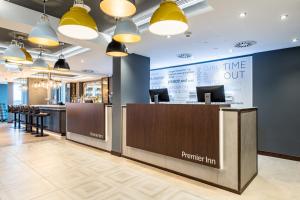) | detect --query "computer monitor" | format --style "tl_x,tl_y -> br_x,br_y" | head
149,88 -> 170,102
196,85 -> 226,102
